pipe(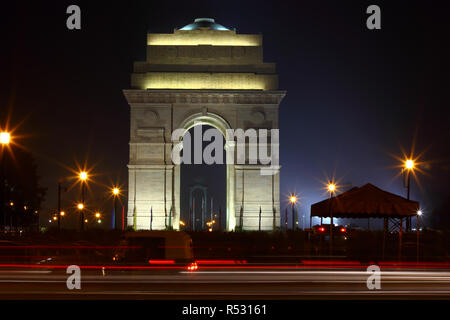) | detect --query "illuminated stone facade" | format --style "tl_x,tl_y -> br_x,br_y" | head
124,18 -> 285,231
